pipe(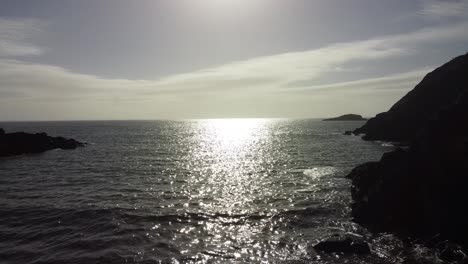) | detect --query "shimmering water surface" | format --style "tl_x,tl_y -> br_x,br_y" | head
0,119 -> 413,263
